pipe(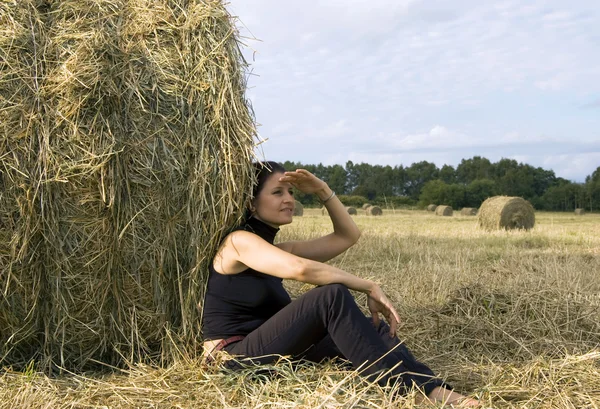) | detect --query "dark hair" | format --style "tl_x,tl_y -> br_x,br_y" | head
252,161 -> 286,198
241,161 -> 286,222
